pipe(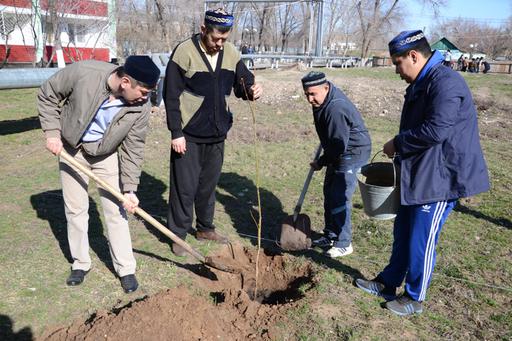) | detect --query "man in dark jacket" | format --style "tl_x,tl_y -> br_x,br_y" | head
356,30 -> 490,316
38,56 -> 160,293
302,71 -> 371,258
163,9 -> 262,255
